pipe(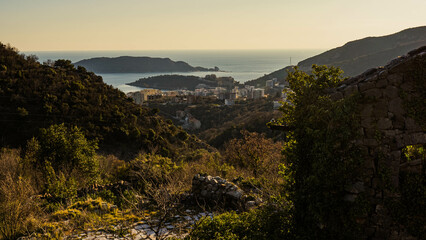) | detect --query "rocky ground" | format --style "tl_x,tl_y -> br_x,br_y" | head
65,210 -> 214,240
